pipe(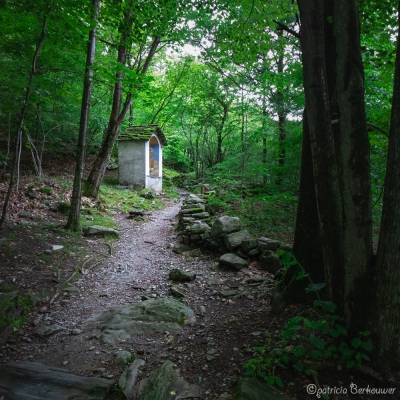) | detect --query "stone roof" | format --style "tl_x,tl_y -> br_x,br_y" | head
118,124 -> 167,146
